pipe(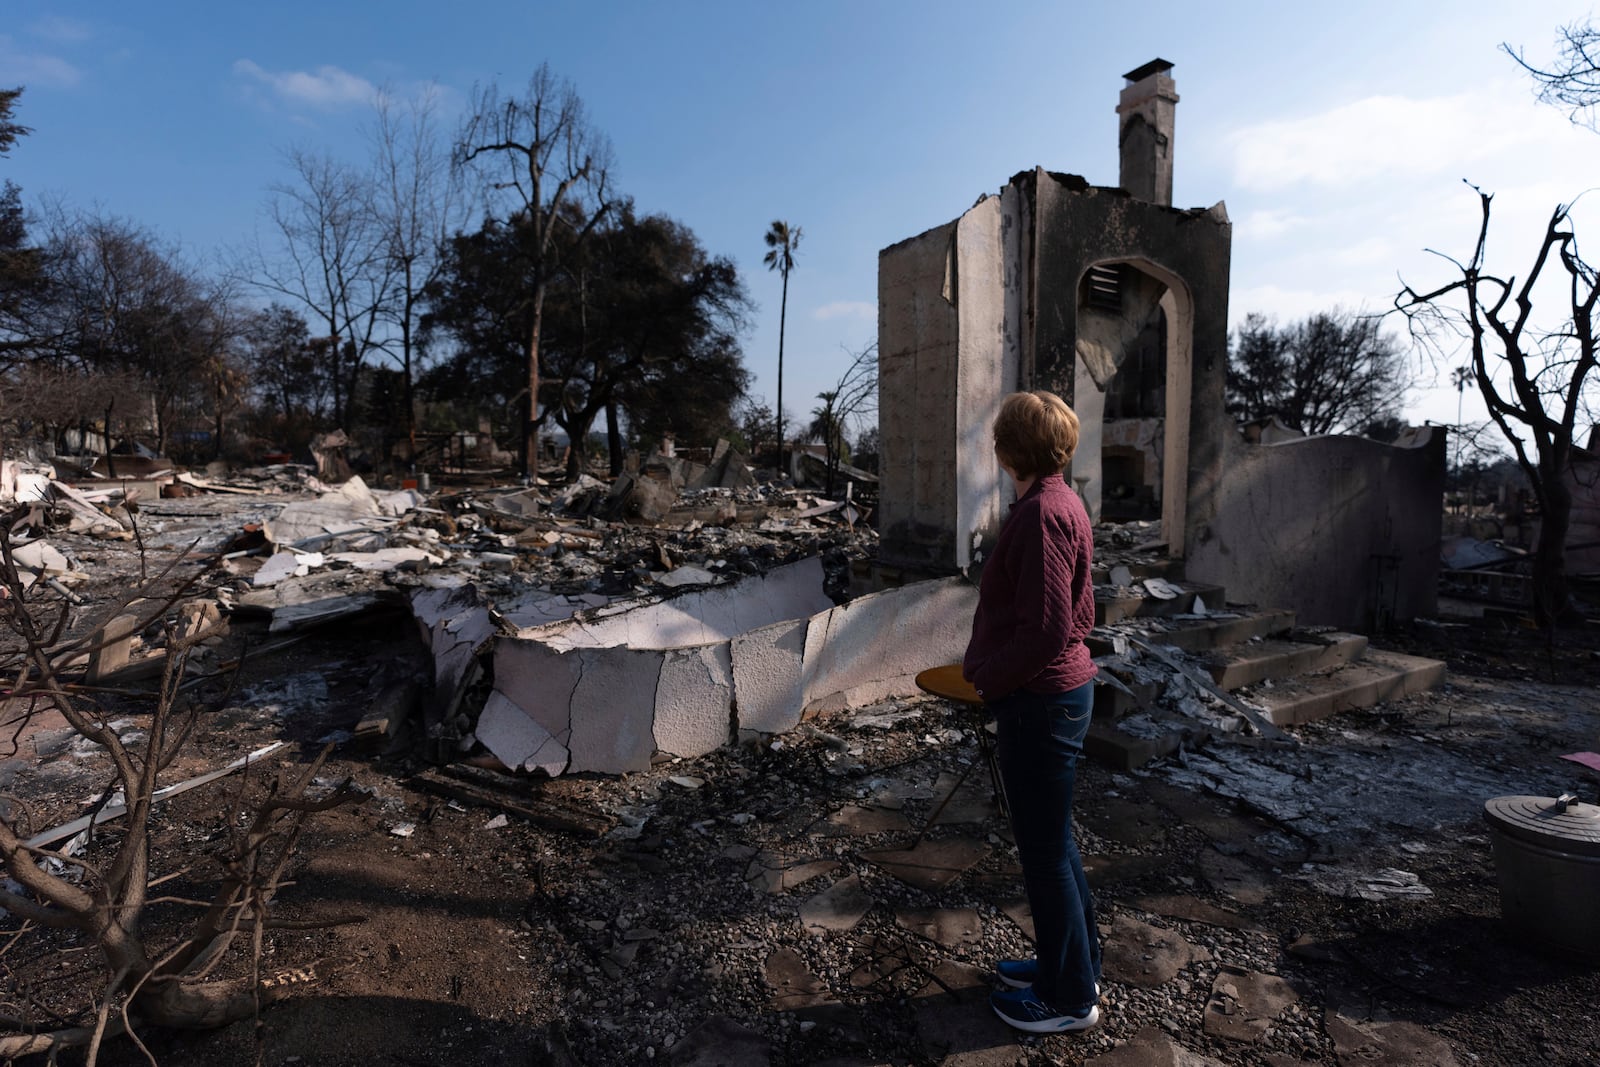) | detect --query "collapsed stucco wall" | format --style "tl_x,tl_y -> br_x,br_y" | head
470,560 -> 980,775
1185,428 -> 1447,630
